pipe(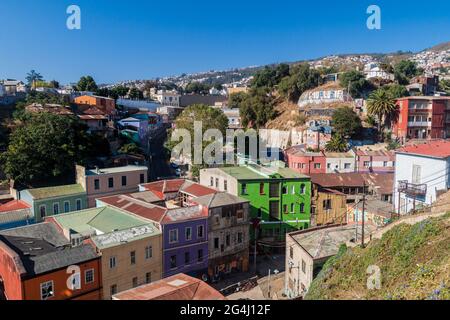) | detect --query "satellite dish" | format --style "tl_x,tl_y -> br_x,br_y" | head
202,274 -> 209,282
